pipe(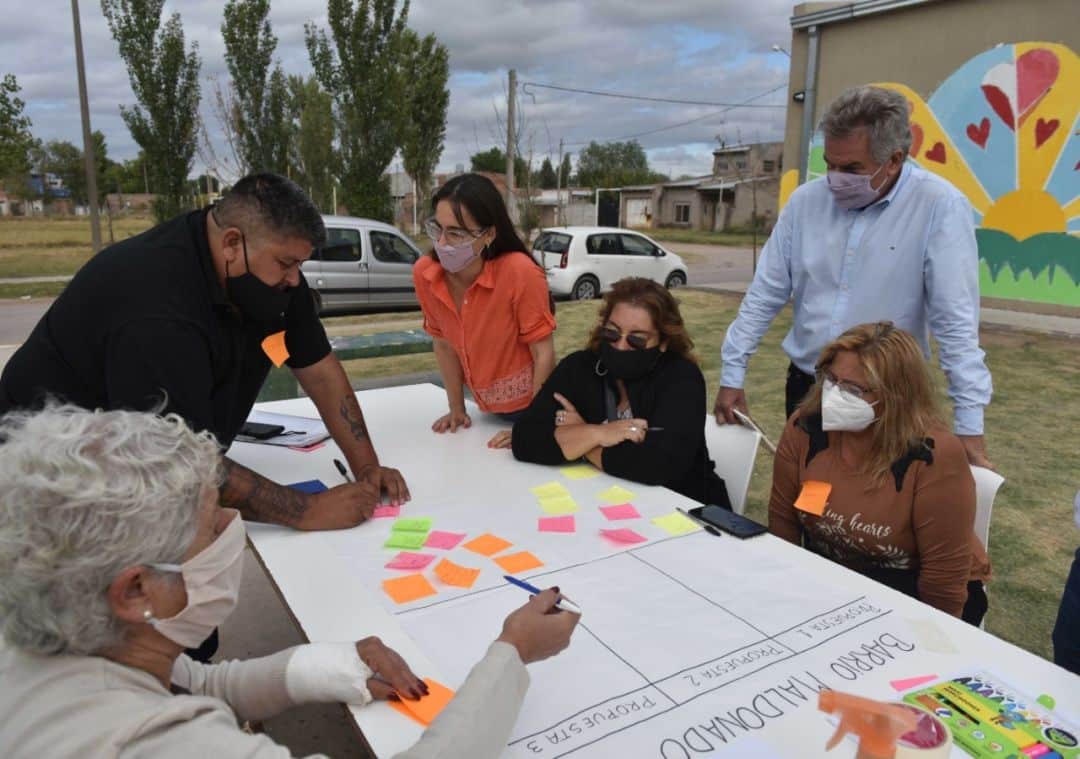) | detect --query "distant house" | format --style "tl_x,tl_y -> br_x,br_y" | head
532,188 -> 595,227
616,141 -> 784,232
